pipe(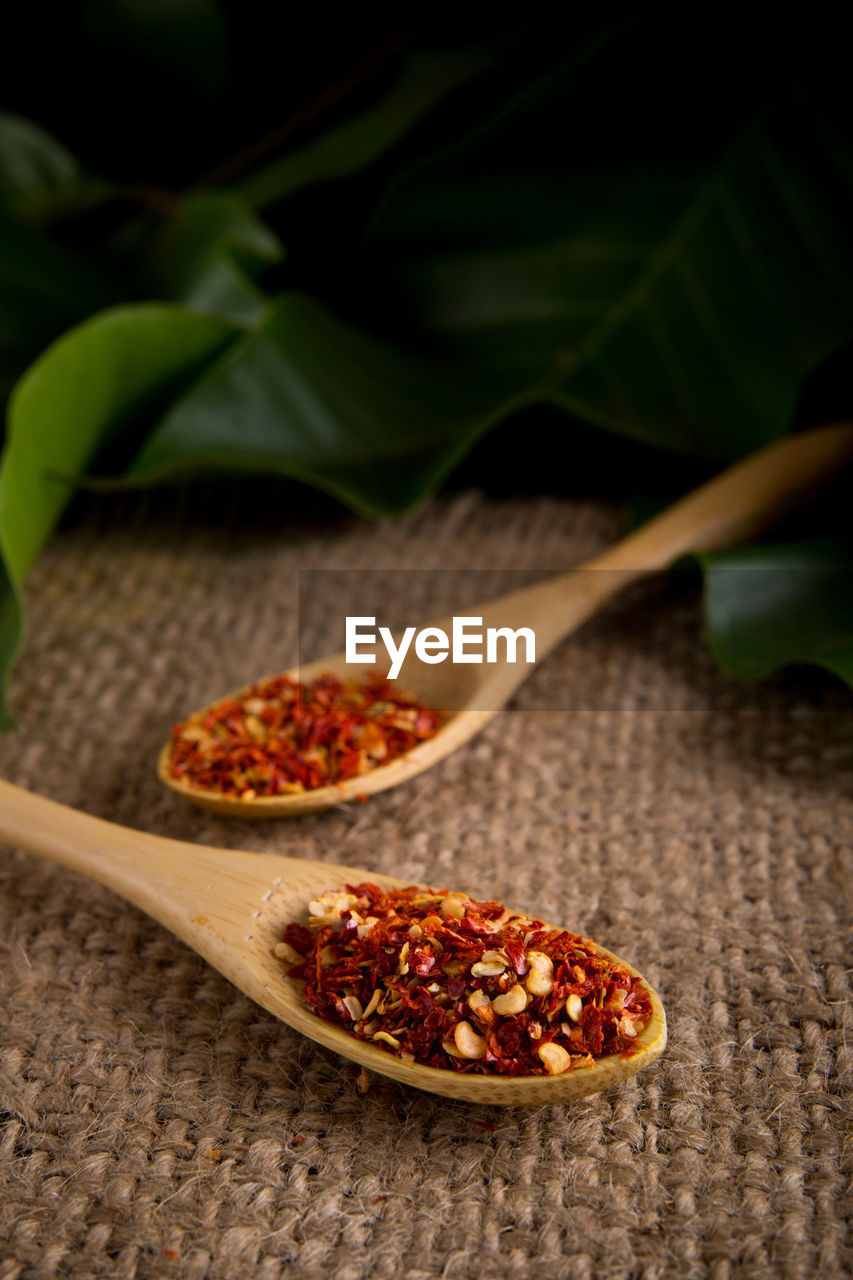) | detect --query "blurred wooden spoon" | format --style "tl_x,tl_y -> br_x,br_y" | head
159,422 -> 853,816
